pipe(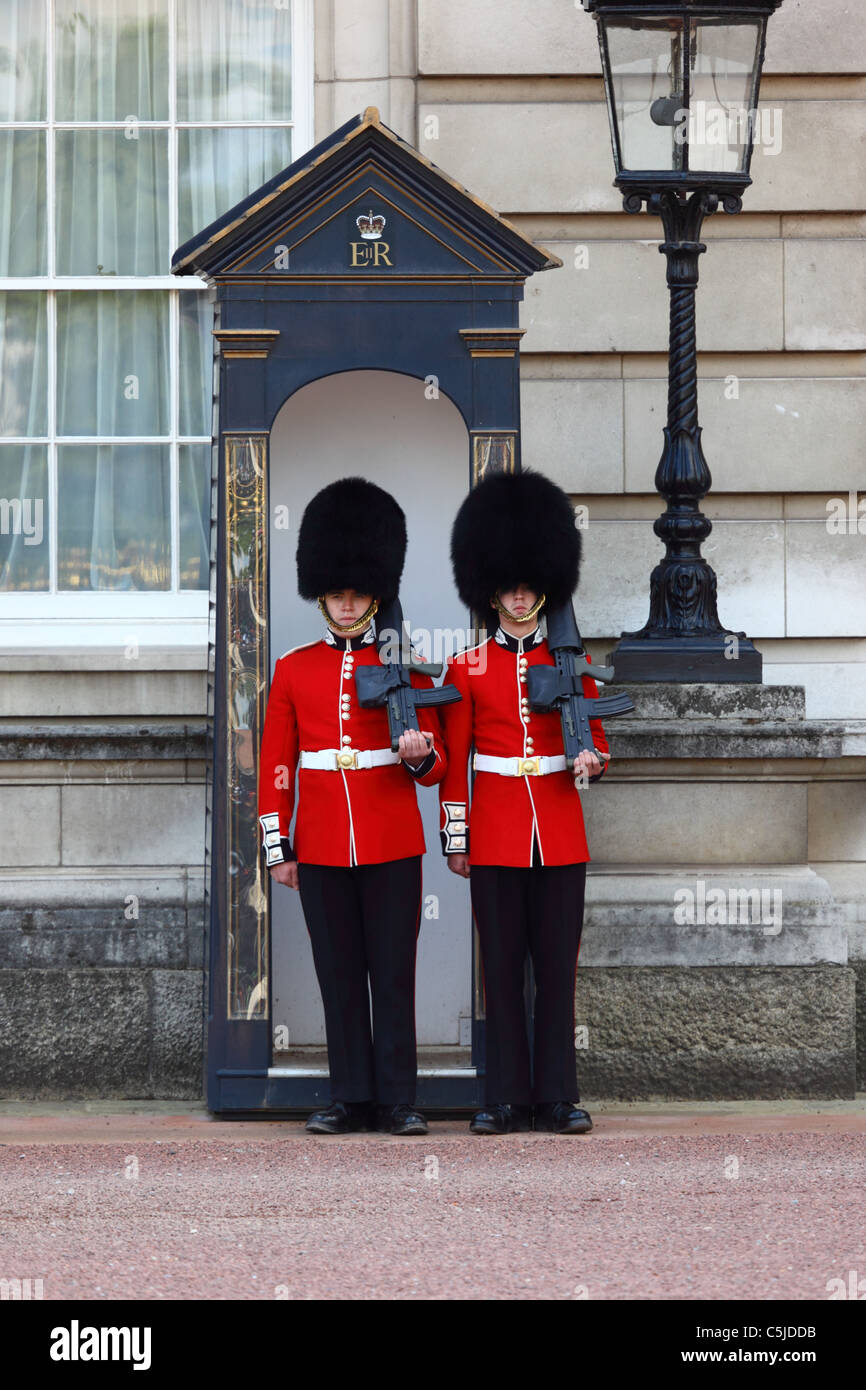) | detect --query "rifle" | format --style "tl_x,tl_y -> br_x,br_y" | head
526,602 -> 634,773
355,597 -> 462,752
